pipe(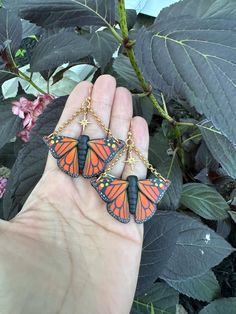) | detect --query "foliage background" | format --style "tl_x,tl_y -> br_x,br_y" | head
0,0 -> 236,313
